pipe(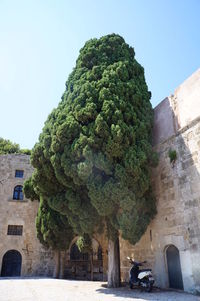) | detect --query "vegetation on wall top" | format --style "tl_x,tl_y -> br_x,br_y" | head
0,137 -> 31,155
